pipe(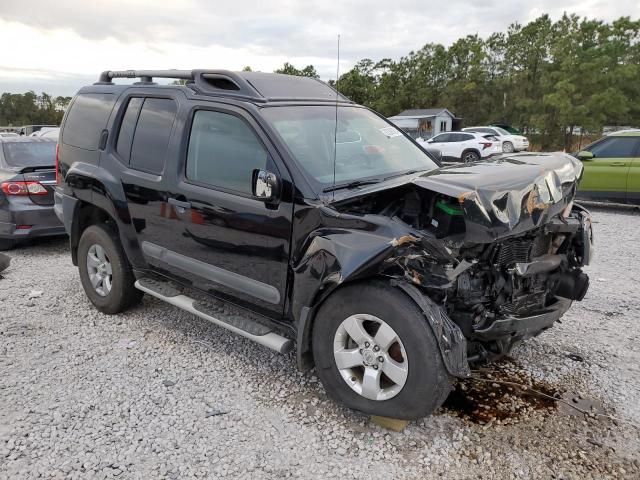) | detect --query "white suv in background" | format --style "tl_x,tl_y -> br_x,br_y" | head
418,131 -> 502,163
462,126 -> 529,153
